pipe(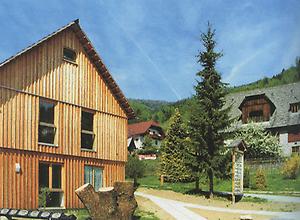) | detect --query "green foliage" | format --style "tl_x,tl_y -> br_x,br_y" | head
38,187 -> 50,208
188,23 -> 232,194
234,122 -> 281,159
133,209 -> 160,220
160,108 -> 194,182
143,135 -> 154,148
126,154 -> 145,186
137,157 -> 300,193
281,155 -> 300,179
128,99 -> 174,127
66,209 -> 90,220
137,135 -> 159,155
137,146 -> 159,155
255,168 -> 267,190
244,166 -> 250,188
